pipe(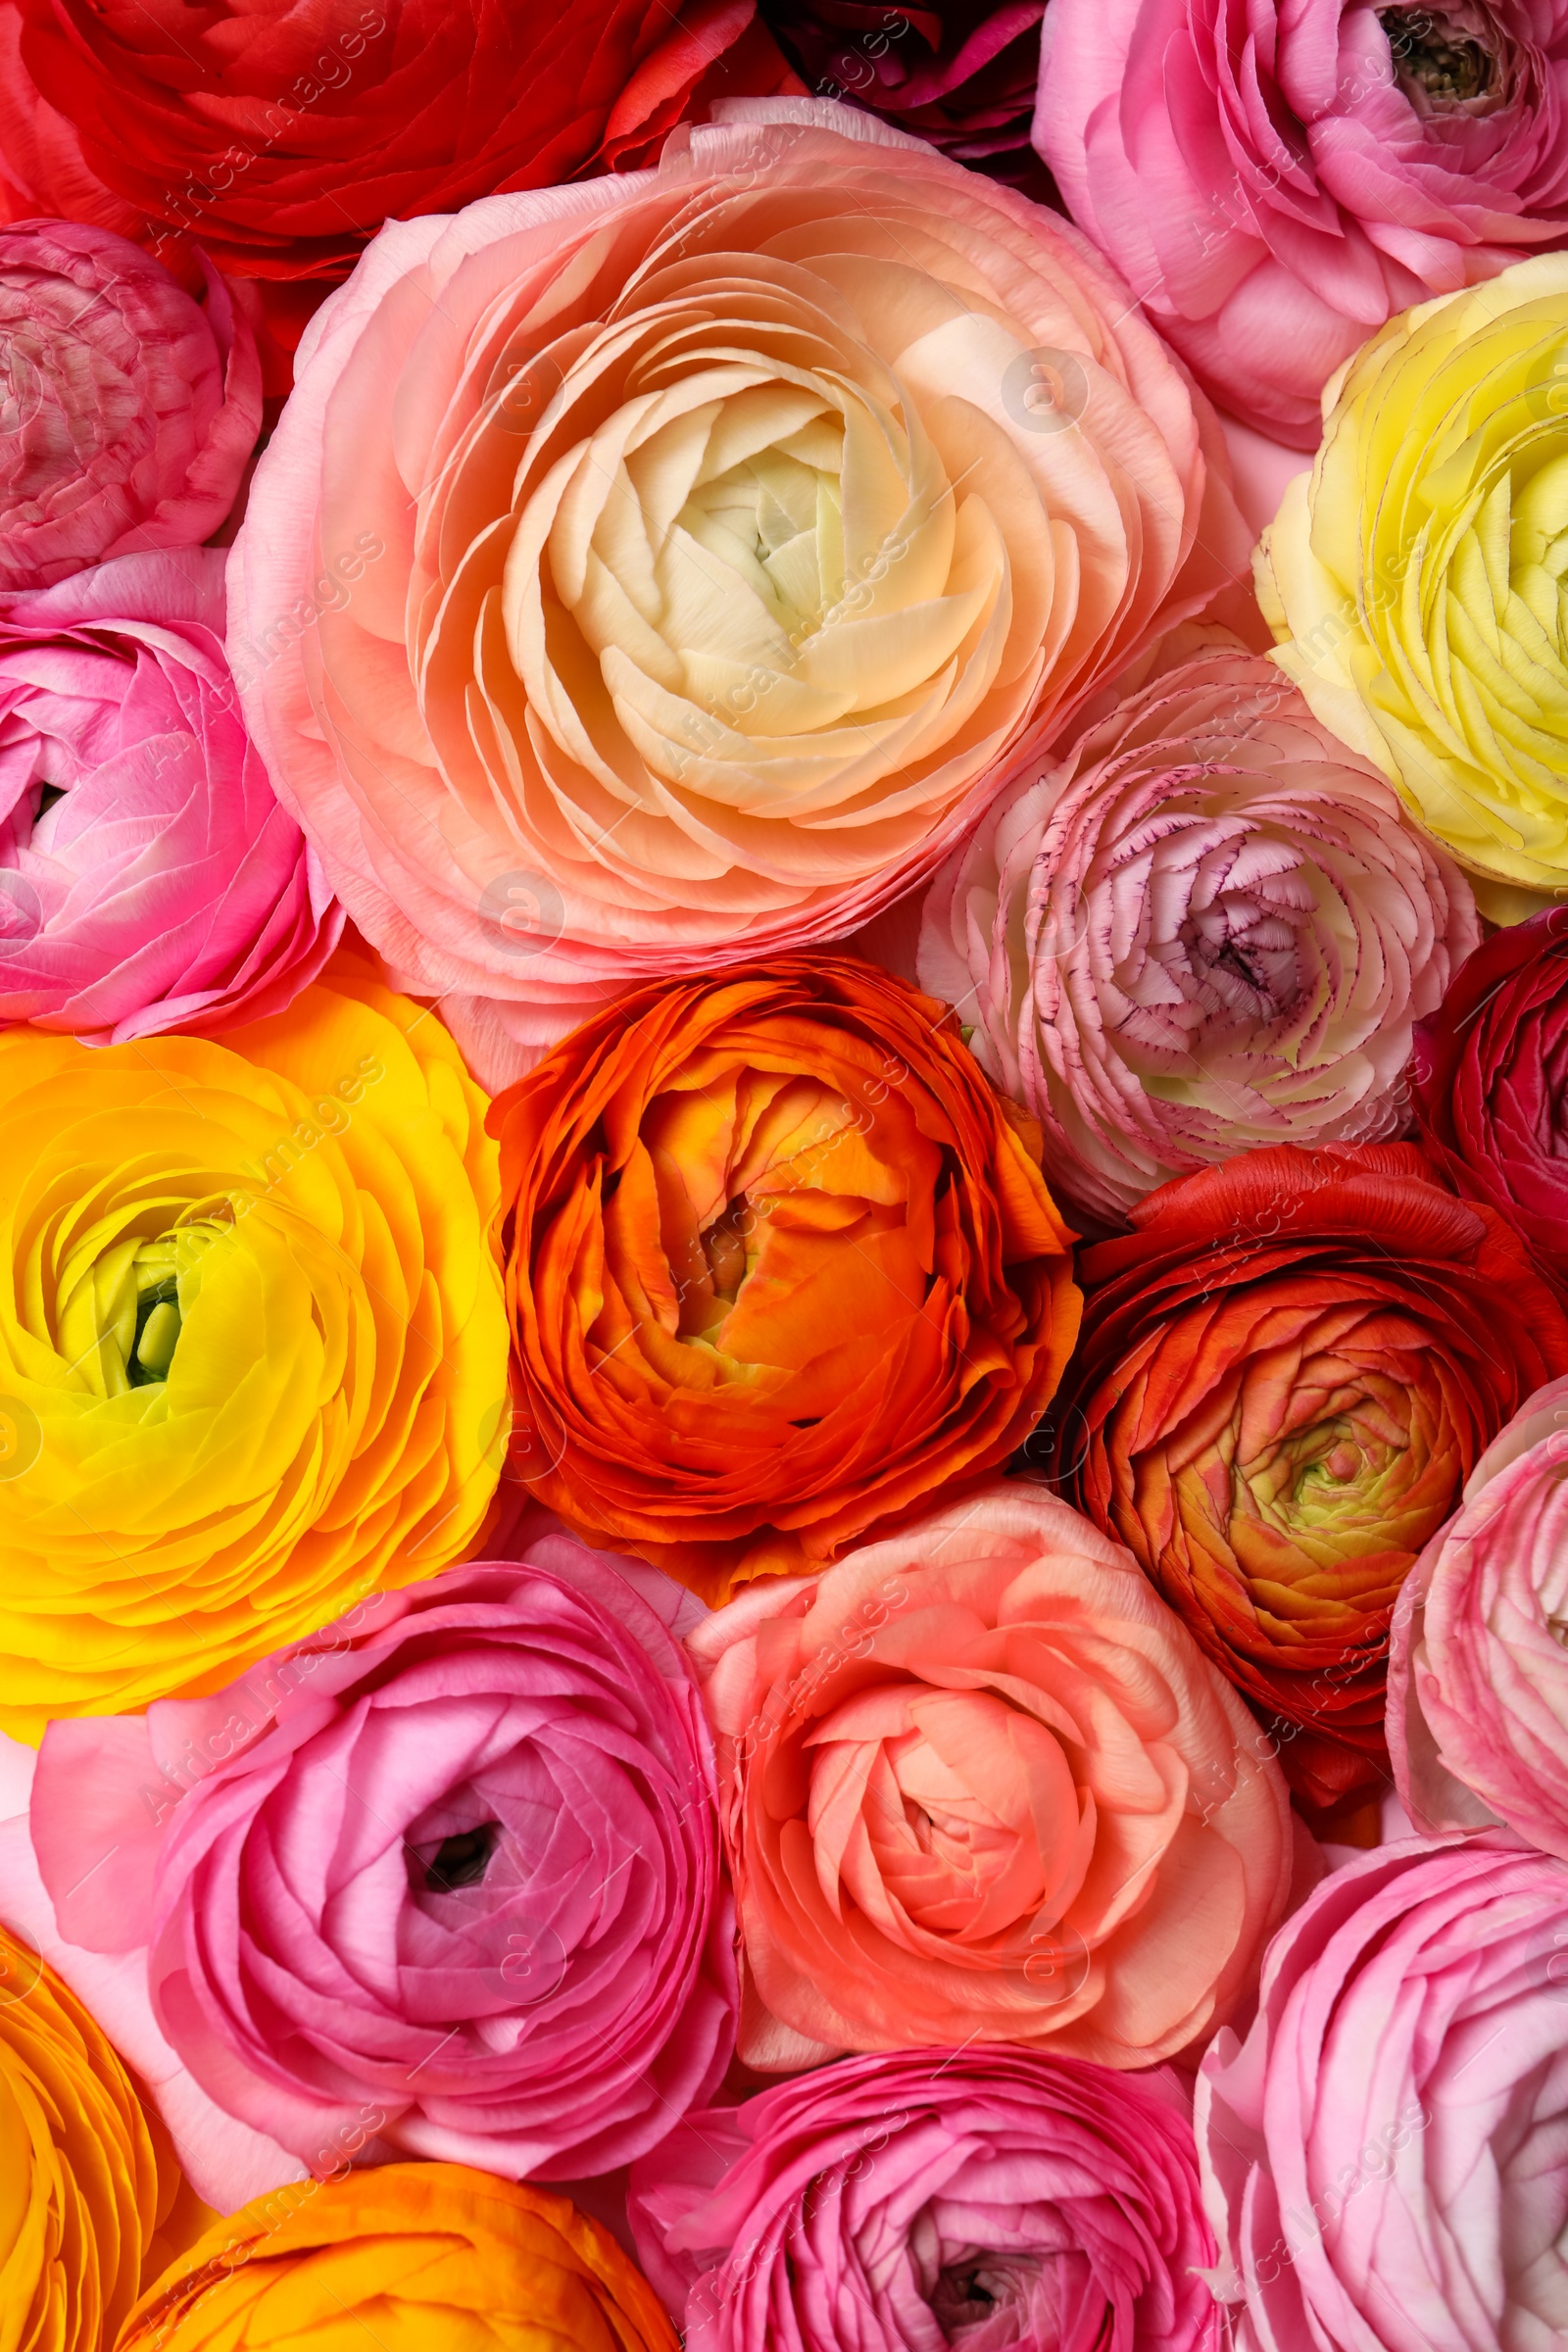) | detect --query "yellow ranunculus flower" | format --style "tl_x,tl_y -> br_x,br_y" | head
0,1924 -> 210,2351
116,2166 -> 679,2352
1258,254 -> 1568,905
0,956 -> 508,1739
